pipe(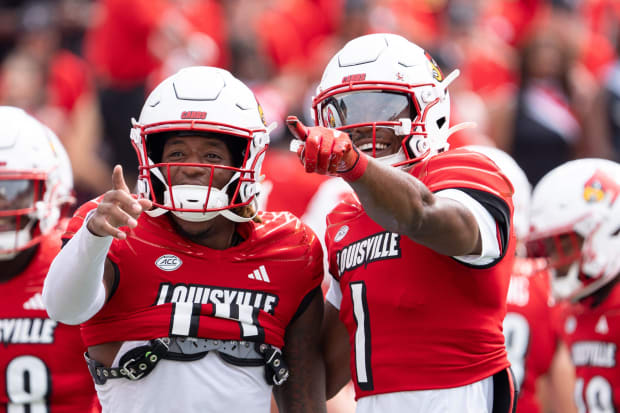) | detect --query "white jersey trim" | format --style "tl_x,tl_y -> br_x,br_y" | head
355,375 -> 493,413
435,189 -> 501,266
